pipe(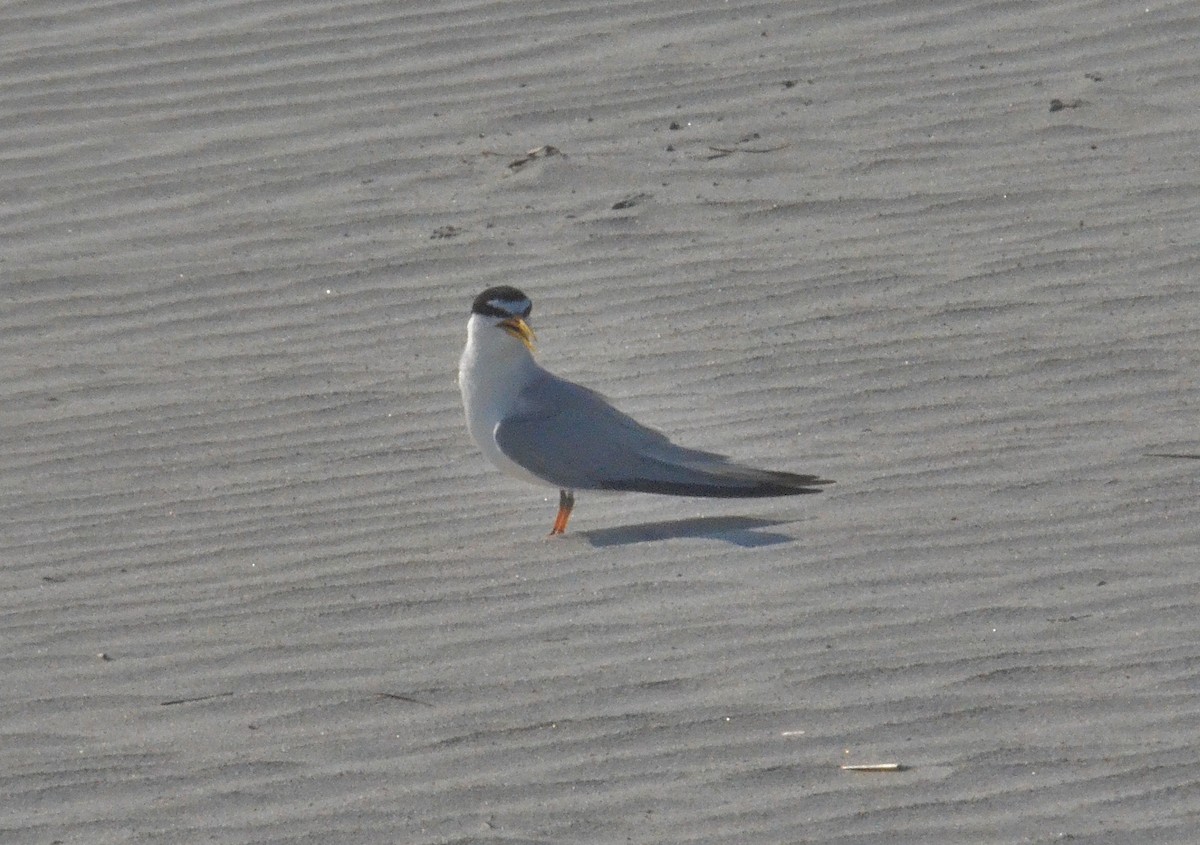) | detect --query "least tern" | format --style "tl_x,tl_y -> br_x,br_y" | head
458,286 -> 832,534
